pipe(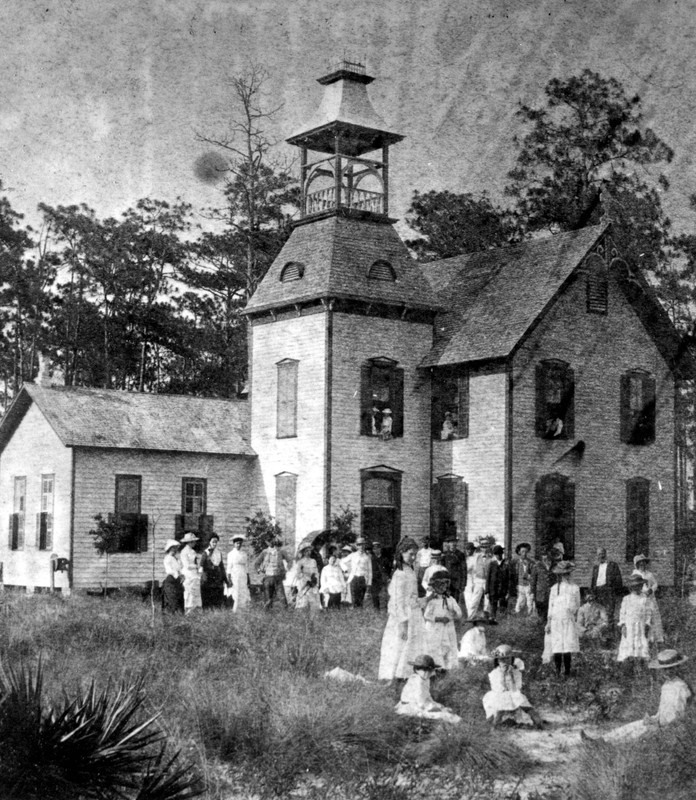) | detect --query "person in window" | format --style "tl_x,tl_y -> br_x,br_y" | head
200,534 -> 227,609
545,417 -> 564,438
546,560 -> 581,677
631,555 -> 664,650
371,404 -> 381,436
162,539 -> 184,614
345,537 -> 372,608
179,532 -> 202,615
441,411 -> 457,441
226,534 -> 250,613
378,537 -> 425,681
380,408 -> 393,440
